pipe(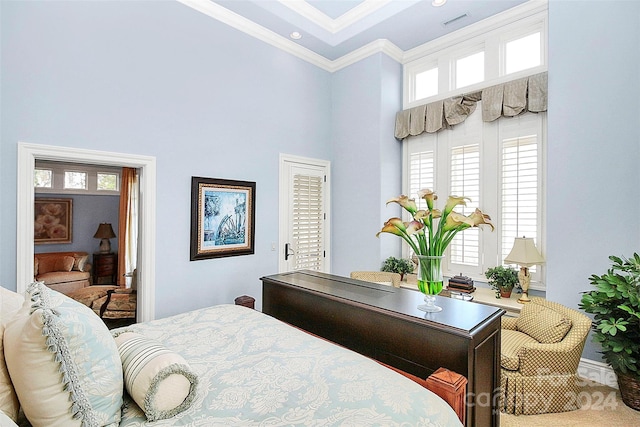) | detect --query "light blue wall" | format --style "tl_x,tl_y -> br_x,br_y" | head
33,194 -> 120,255
547,0 -> 640,360
330,53 -> 403,276
1,1 -> 332,317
